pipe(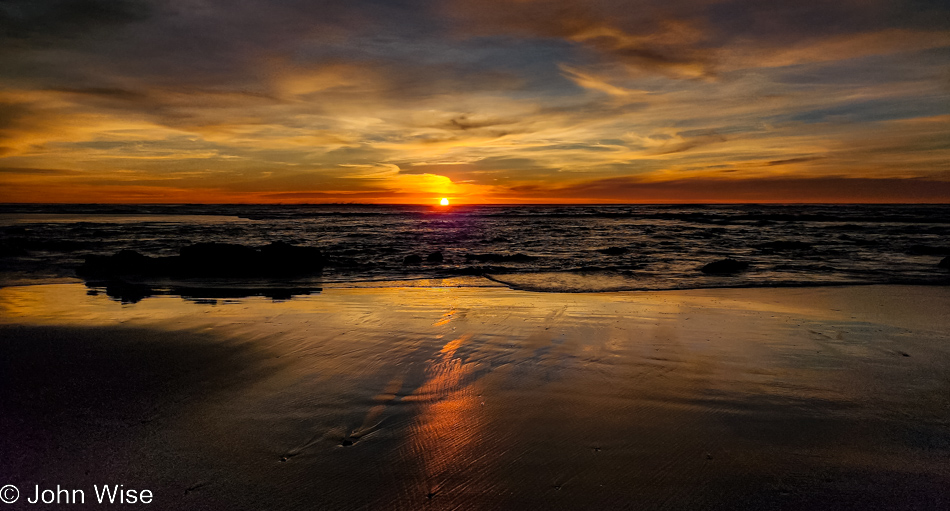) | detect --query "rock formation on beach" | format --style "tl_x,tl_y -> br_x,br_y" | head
701,258 -> 750,275
79,241 -> 325,278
